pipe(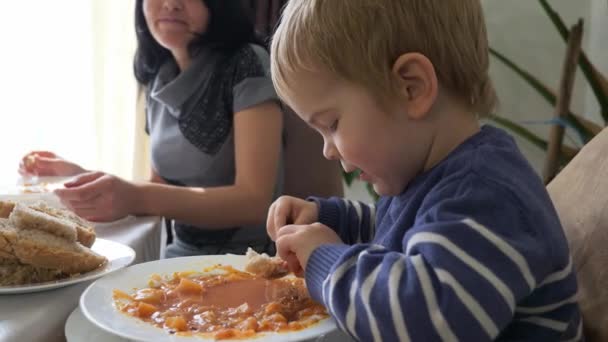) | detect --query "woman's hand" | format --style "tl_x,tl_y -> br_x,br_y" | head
54,171 -> 140,222
19,151 -> 86,177
266,196 -> 319,241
